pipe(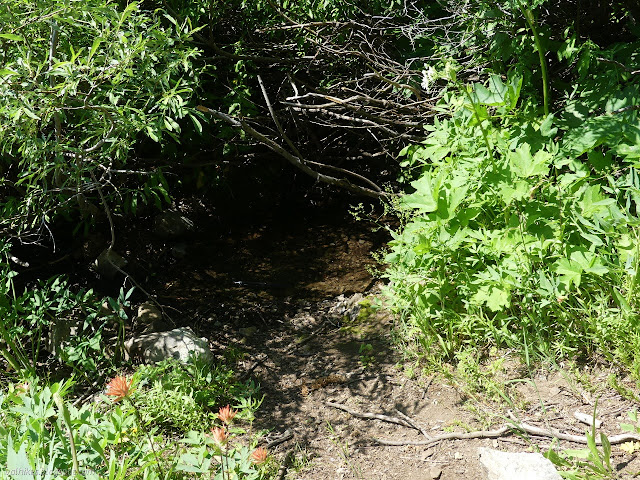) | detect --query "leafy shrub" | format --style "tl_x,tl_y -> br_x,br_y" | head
0,241 -> 129,378
384,56 -> 640,368
0,0 -> 202,236
0,369 -> 266,479
131,358 -> 261,434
